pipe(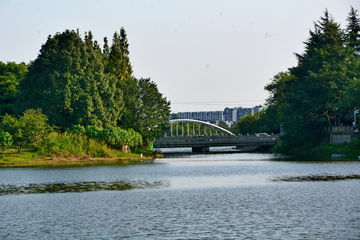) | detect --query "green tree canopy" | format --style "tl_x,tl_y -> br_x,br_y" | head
232,112 -> 260,135
104,28 -> 133,82
1,109 -> 51,152
0,61 -> 28,116
266,8 -> 360,153
118,78 -> 171,147
0,131 -> 13,157
345,6 -> 360,55
16,30 -> 124,128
